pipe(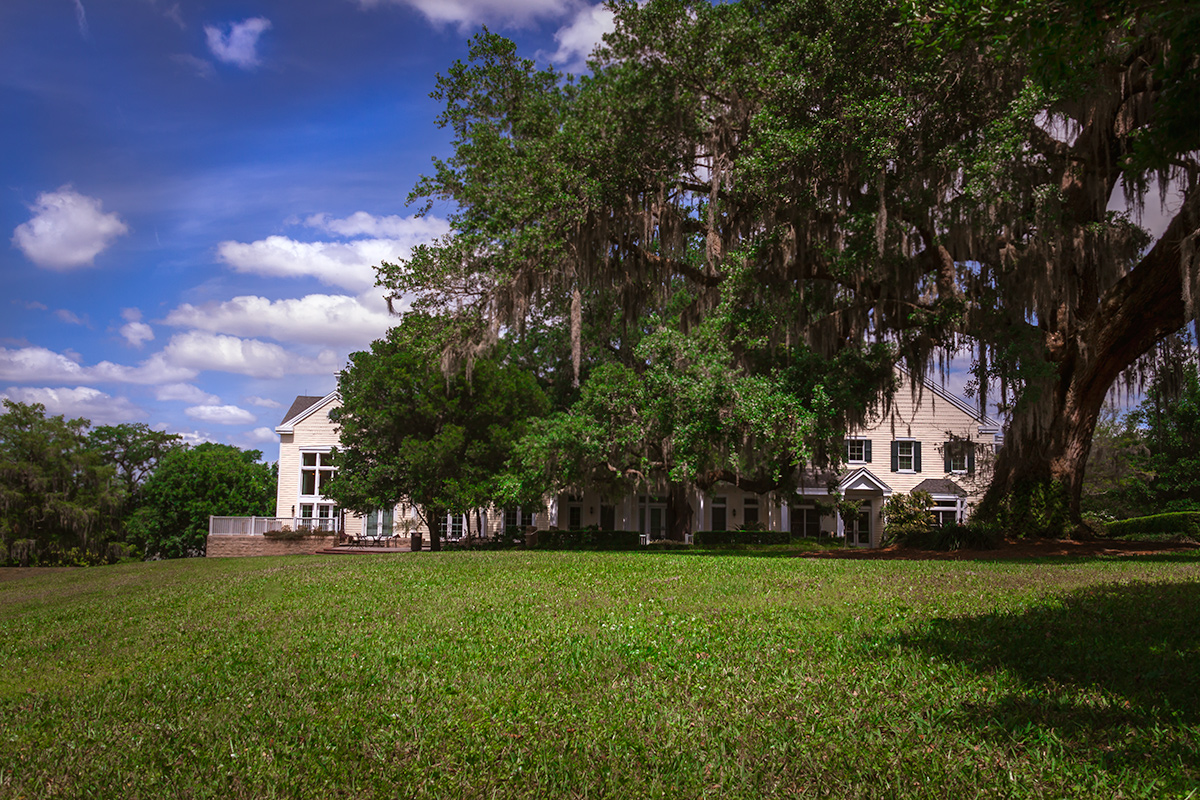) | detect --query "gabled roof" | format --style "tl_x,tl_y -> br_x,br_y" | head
275,391 -> 340,434
838,467 -> 893,495
895,365 -> 1002,430
912,478 -> 967,497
